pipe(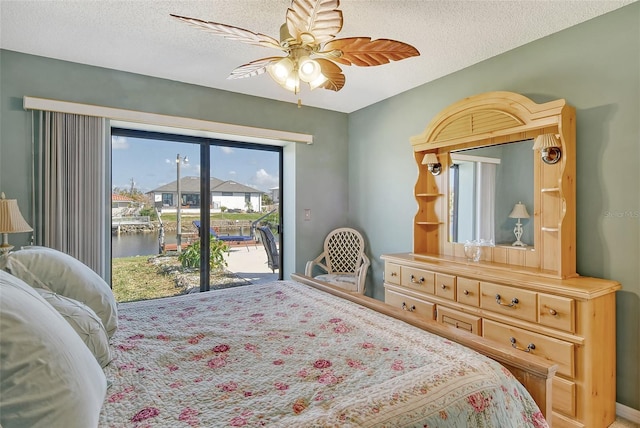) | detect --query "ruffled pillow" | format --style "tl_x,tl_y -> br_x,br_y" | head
35,288 -> 112,367
1,246 -> 118,338
0,270 -> 107,428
